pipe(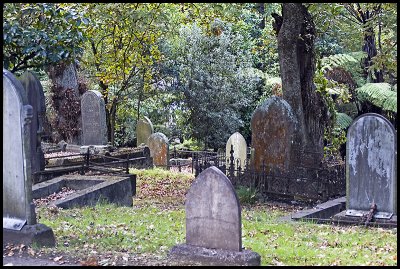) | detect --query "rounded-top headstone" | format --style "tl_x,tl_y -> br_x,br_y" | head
81,90 -> 108,145
226,132 -> 247,171
346,113 -> 396,214
3,69 -> 37,226
148,132 -> 169,166
185,166 -> 242,251
136,116 -> 154,146
250,96 -> 297,173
